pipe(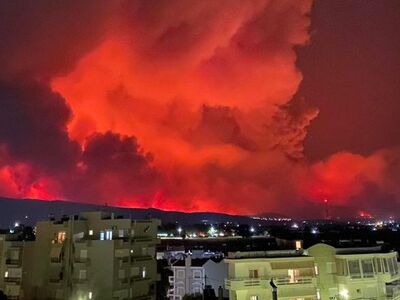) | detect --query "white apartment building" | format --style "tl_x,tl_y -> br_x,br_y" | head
168,256 -> 227,300
224,243 -> 400,300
